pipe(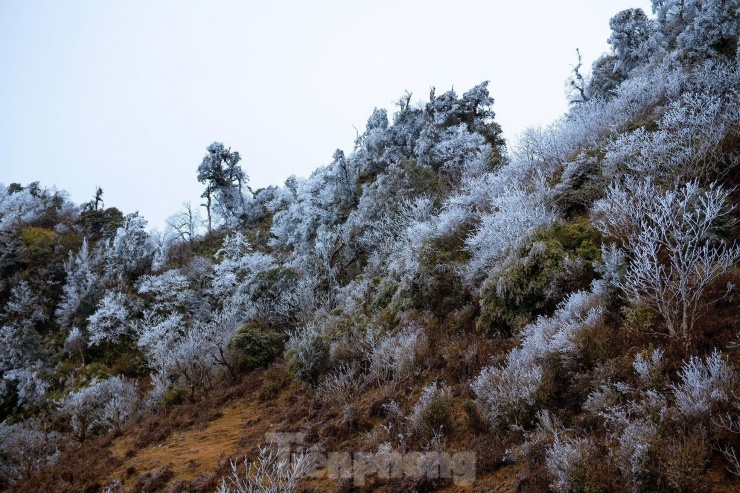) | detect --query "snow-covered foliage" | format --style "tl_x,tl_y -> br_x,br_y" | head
86,290 -> 130,346
56,238 -> 98,327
